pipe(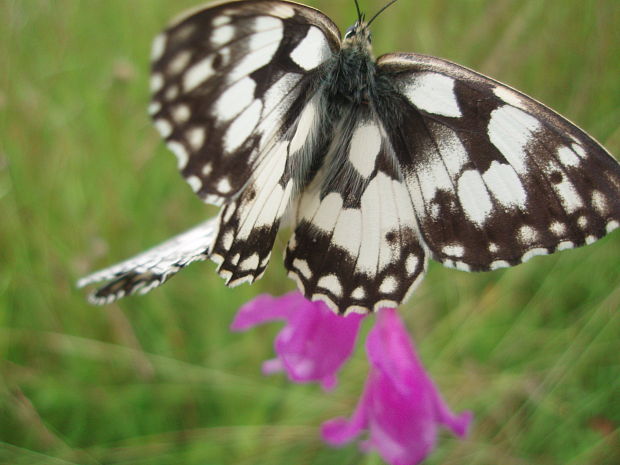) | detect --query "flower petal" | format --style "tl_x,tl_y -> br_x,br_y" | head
322,307 -> 472,465
232,292 -> 364,389
321,383 -> 371,445
230,292 -> 306,331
